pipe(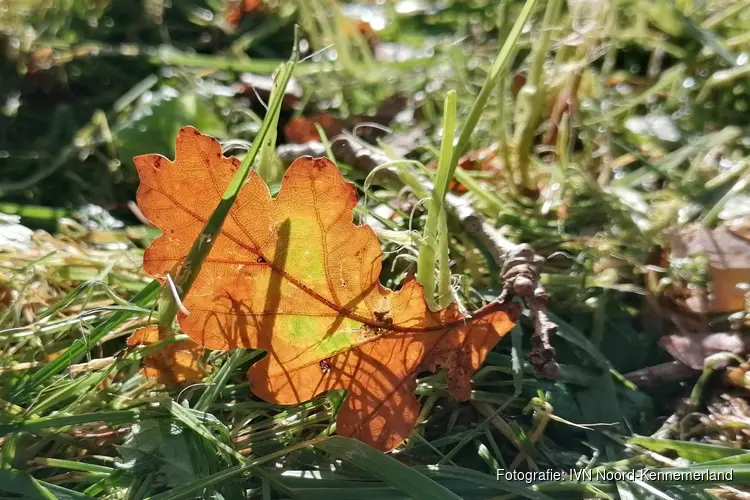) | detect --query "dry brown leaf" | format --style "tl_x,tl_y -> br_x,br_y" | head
134,126 -> 519,451
225,0 -> 262,28
427,147 -> 498,194
671,225 -> 750,313
658,332 -> 749,370
283,113 -> 343,144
